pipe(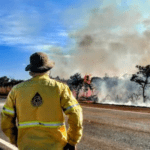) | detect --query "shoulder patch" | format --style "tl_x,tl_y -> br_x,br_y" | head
31,92 -> 43,107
